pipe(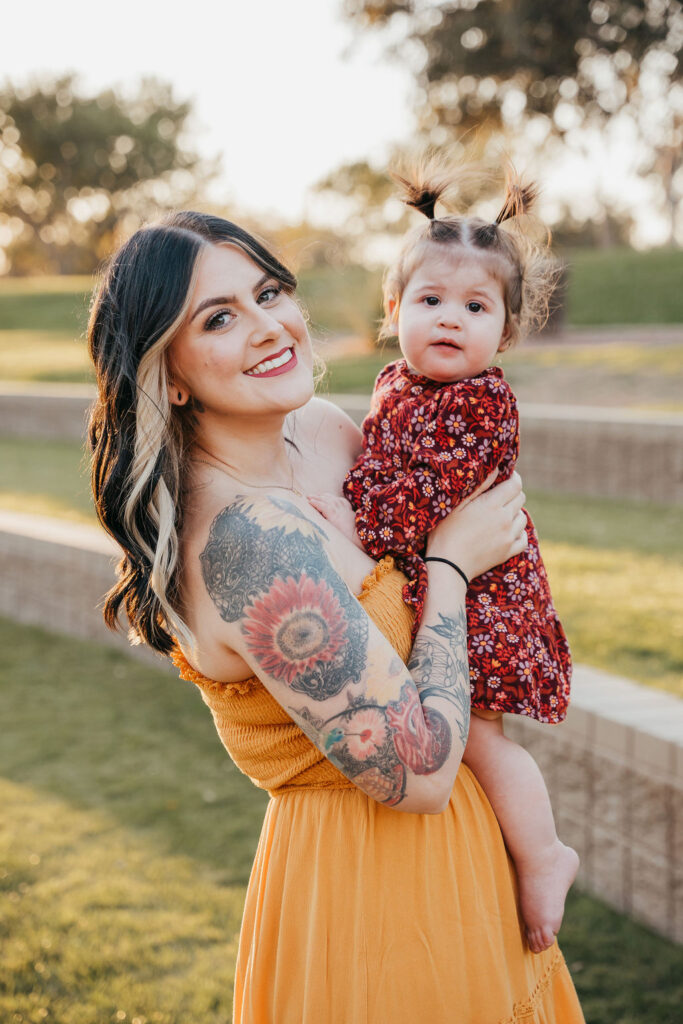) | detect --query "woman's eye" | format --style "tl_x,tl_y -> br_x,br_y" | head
258,284 -> 281,304
466,301 -> 484,313
205,309 -> 234,331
